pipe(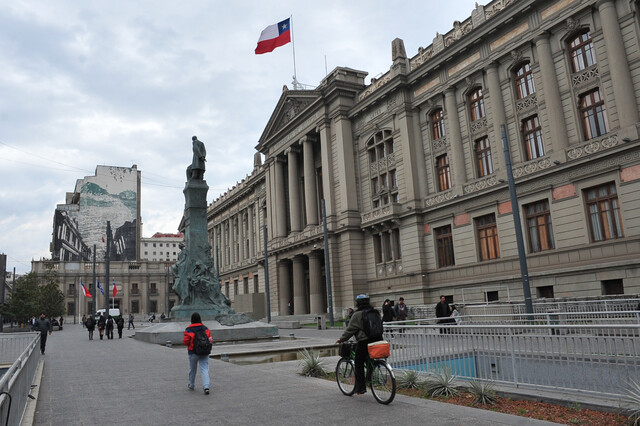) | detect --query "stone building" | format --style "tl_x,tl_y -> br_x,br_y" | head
140,233 -> 184,262
209,0 -> 640,317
